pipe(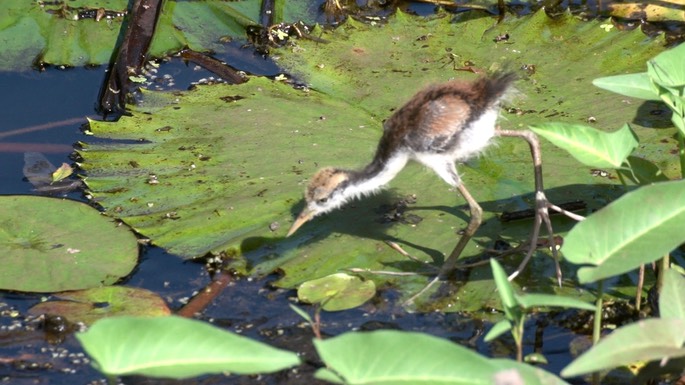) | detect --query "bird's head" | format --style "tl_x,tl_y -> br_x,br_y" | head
286,167 -> 352,236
